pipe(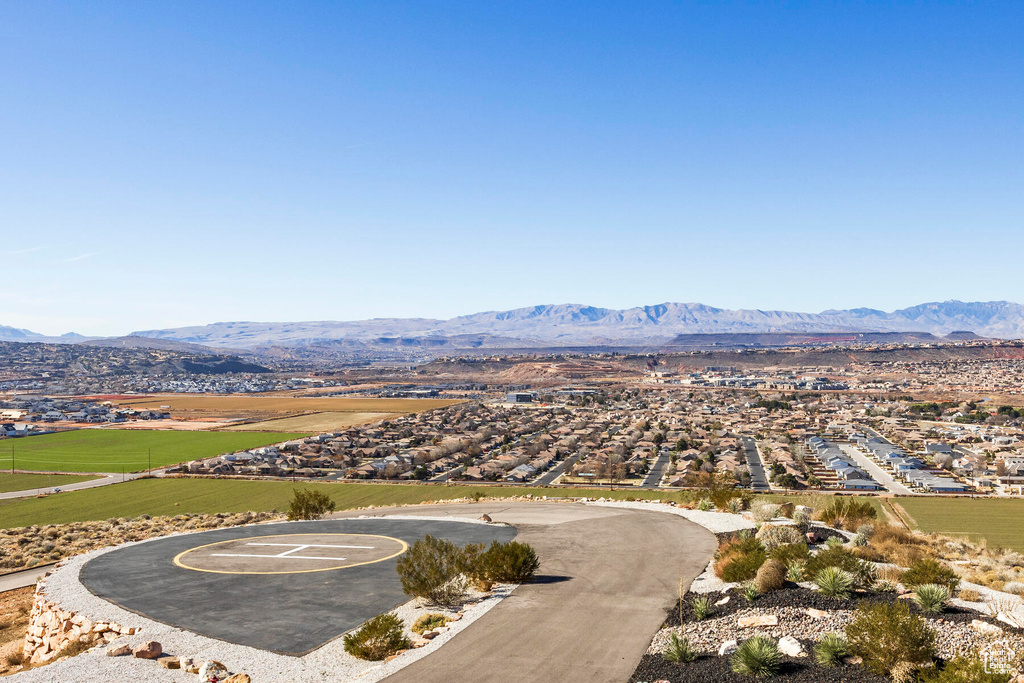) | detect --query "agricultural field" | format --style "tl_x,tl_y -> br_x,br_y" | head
894,496 -> 1024,552
112,395 -> 462,424
0,430 -> 306,474
0,478 -> 699,528
0,473 -> 98,494
224,411 -> 401,432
